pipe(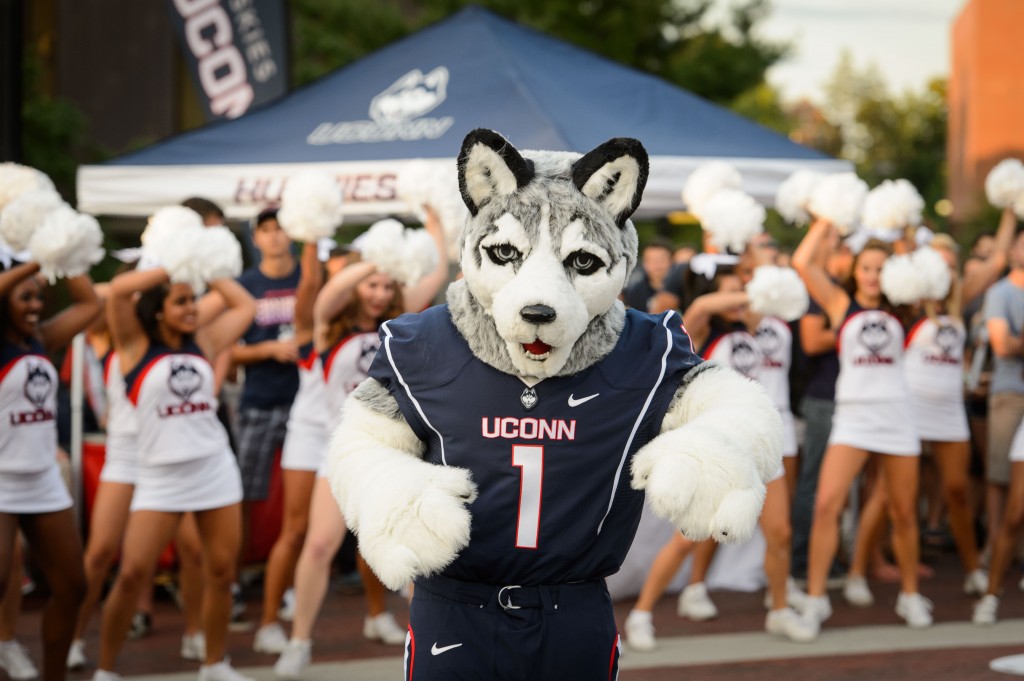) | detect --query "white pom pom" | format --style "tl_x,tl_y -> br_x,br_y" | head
278,171 -> 344,242
140,206 -> 207,292
682,161 -> 742,218
698,189 -> 765,253
198,226 -> 243,282
0,163 -> 56,212
395,160 -> 438,222
27,206 -> 105,283
985,159 -> 1024,209
912,247 -> 952,301
880,253 -> 921,305
0,190 -> 66,251
356,219 -> 407,281
400,229 -> 440,286
862,179 -> 924,231
1013,192 -> 1024,221
774,170 -> 823,225
746,266 -> 809,321
808,172 -> 869,235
